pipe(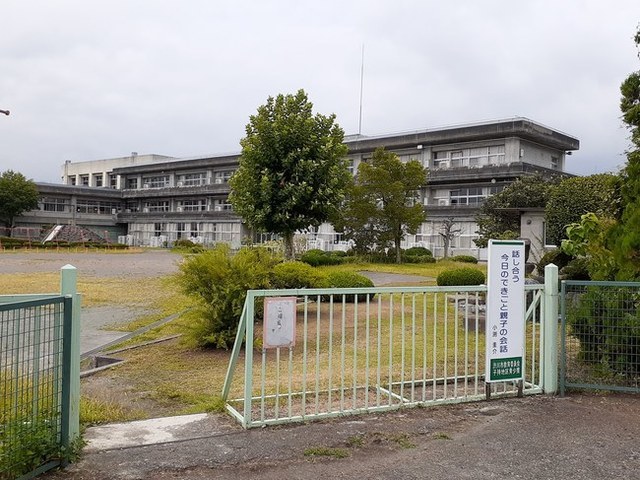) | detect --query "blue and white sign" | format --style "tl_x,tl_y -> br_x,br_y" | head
485,239 -> 525,382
